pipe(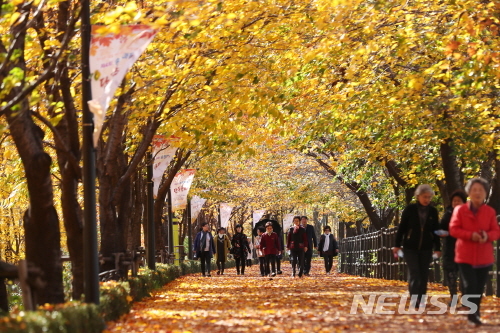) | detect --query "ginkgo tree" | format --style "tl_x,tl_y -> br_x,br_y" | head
2,0 -> 500,308
276,0 -> 500,227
